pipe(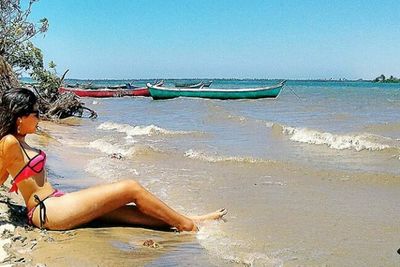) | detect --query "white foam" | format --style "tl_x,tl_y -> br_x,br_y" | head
85,157 -> 138,181
227,114 -> 248,123
196,222 -> 281,266
265,121 -> 274,128
57,138 -> 89,147
281,126 -> 391,151
97,121 -> 192,137
184,149 -> 268,164
88,139 -> 162,159
88,139 -> 136,156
